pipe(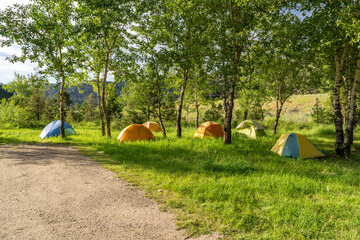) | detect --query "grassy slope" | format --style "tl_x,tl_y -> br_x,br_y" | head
184,93 -> 329,124
263,93 -> 329,123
